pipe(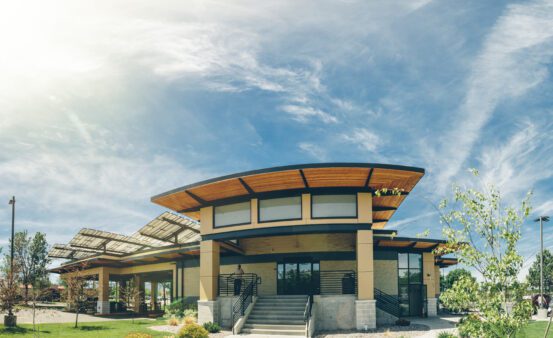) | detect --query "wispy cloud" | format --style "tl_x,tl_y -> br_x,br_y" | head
342,128 -> 381,153
432,0 -> 553,190
281,105 -> 337,124
298,142 -> 327,161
